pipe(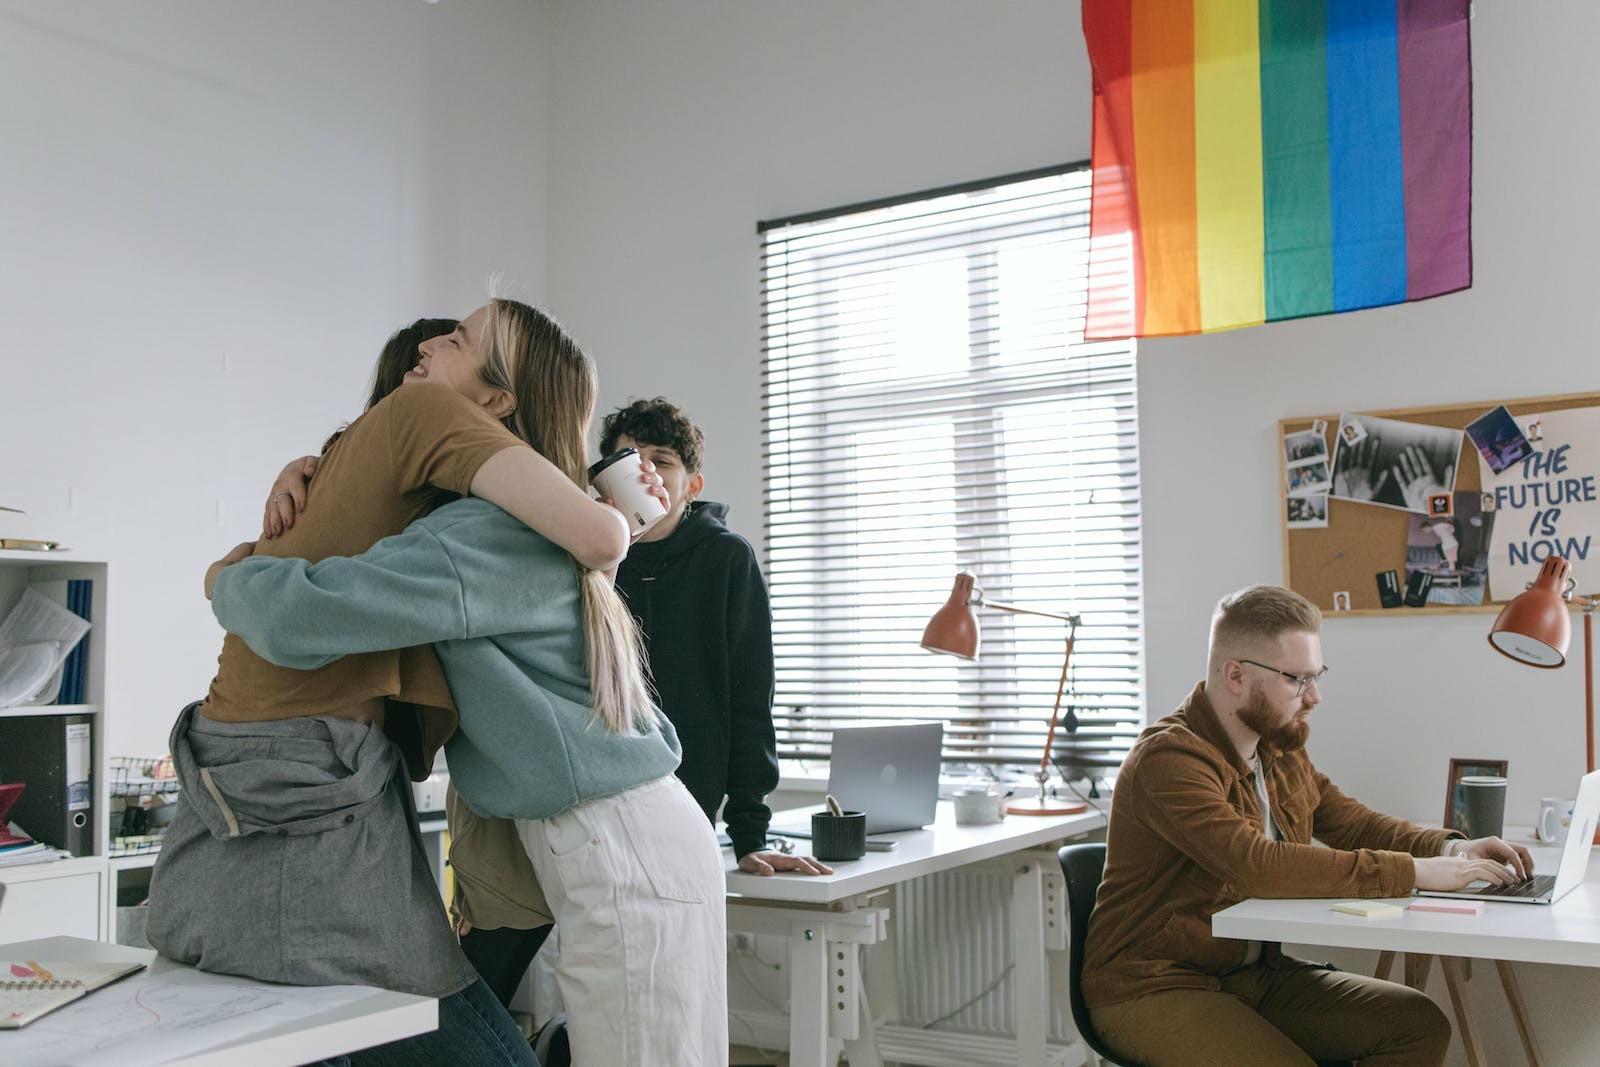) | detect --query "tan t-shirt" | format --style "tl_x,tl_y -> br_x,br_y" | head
201,383 -> 521,772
